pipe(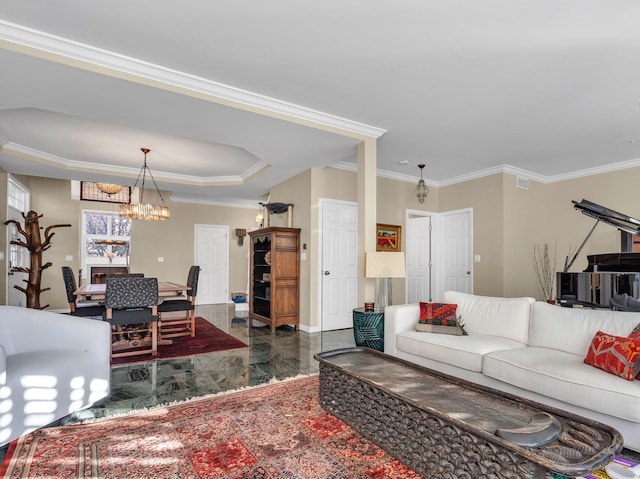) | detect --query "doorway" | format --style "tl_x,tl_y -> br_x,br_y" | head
194,224 -> 229,305
319,199 -> 358,331
405,208 -> 473,302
